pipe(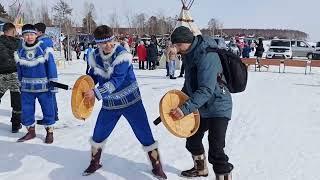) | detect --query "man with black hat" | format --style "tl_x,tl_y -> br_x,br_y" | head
82,25 -> 167,179
15,24 -> 58,144
0,23 -> 22,133
169,26 -> 234,179
34,22 -> 59,124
